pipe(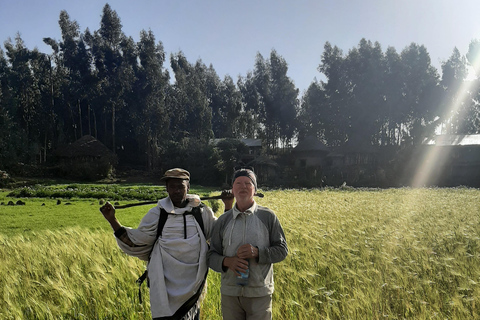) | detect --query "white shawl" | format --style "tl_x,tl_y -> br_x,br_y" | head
116,195 -> 214,318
